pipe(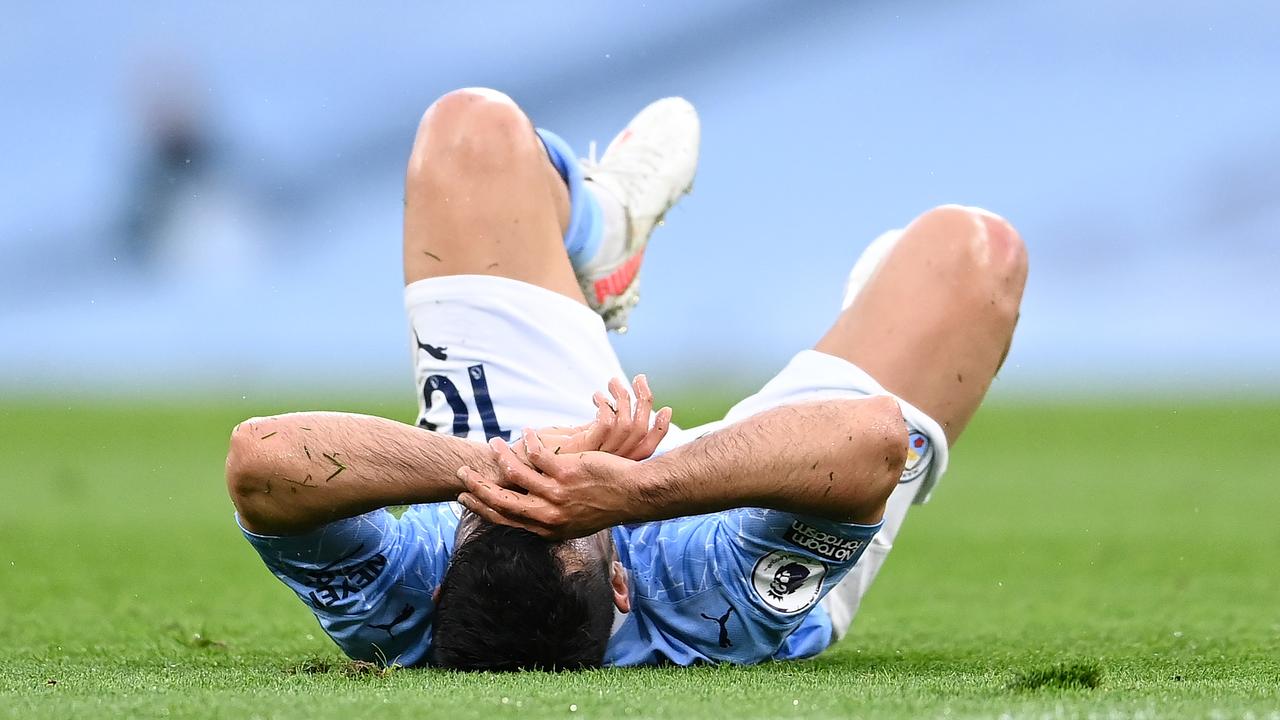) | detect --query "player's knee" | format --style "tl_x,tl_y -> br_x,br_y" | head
913,204 -> 1027,317
407,88 -> 537,182
970,207 -> 1027,292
